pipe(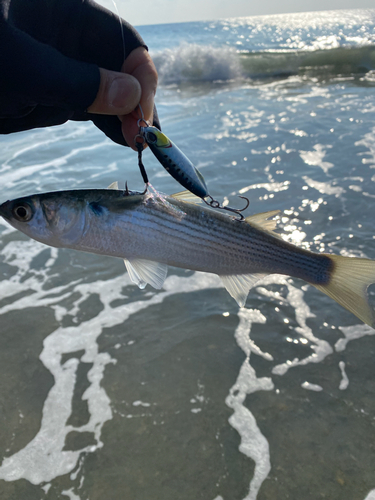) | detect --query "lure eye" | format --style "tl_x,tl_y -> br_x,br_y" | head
145,132 -> 158,144
12,203 -> 33,222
